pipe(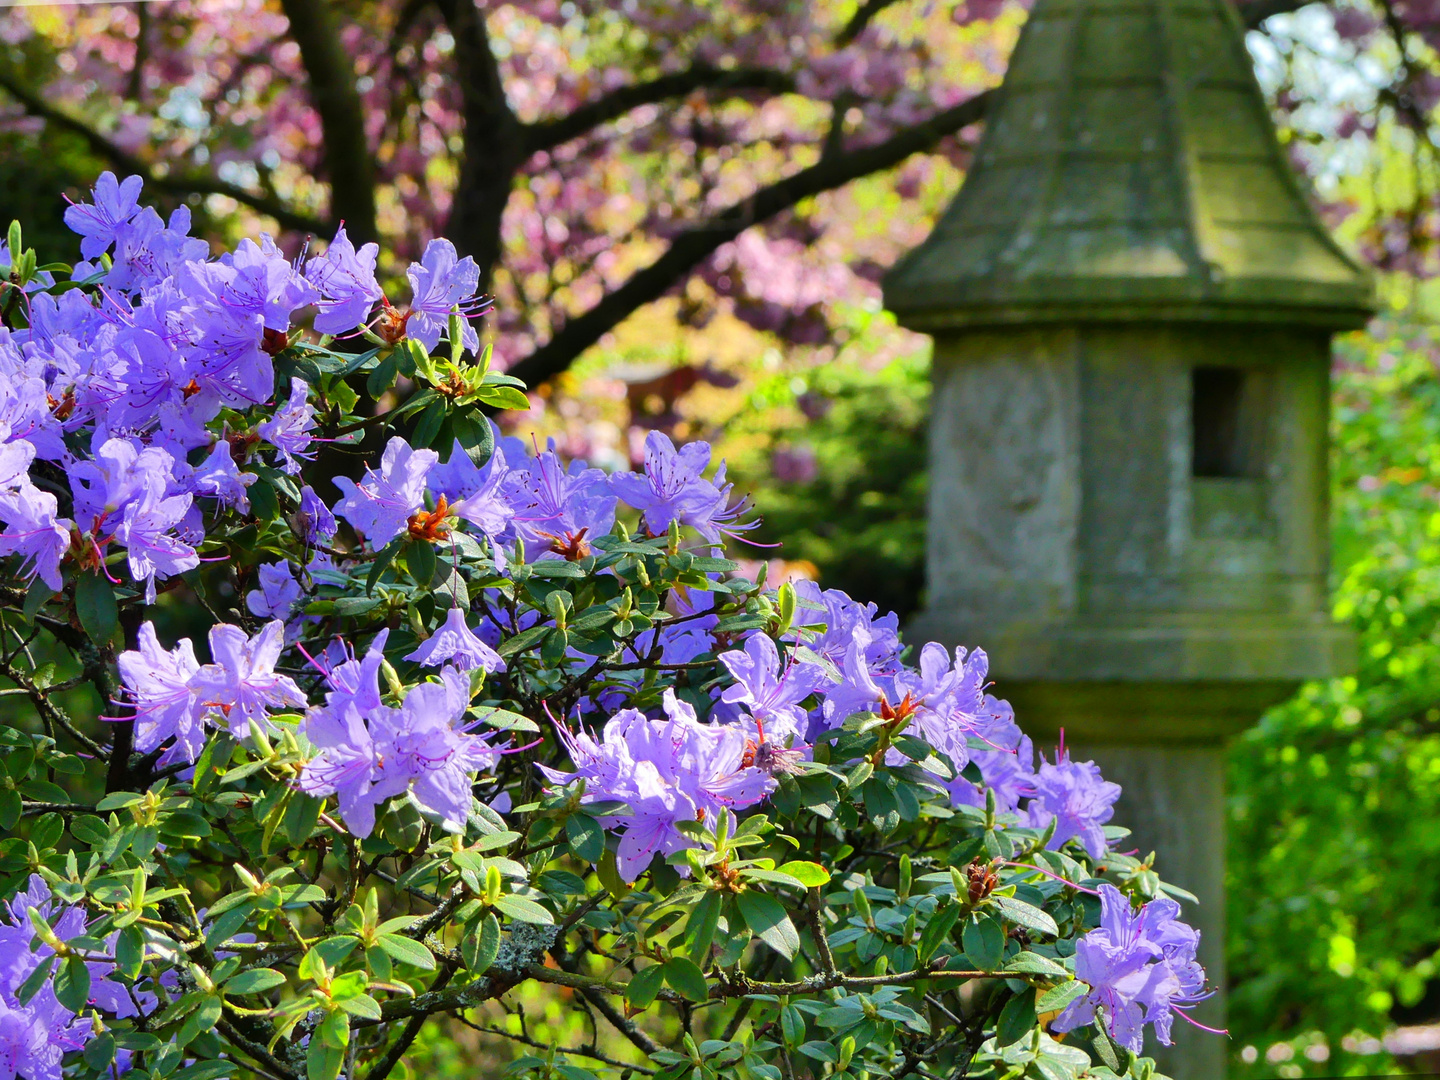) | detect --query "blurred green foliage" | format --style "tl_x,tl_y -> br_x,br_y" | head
726,318 -> 1440,1073
1227,320 -> 1440,1072
724,340 -> 930,623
